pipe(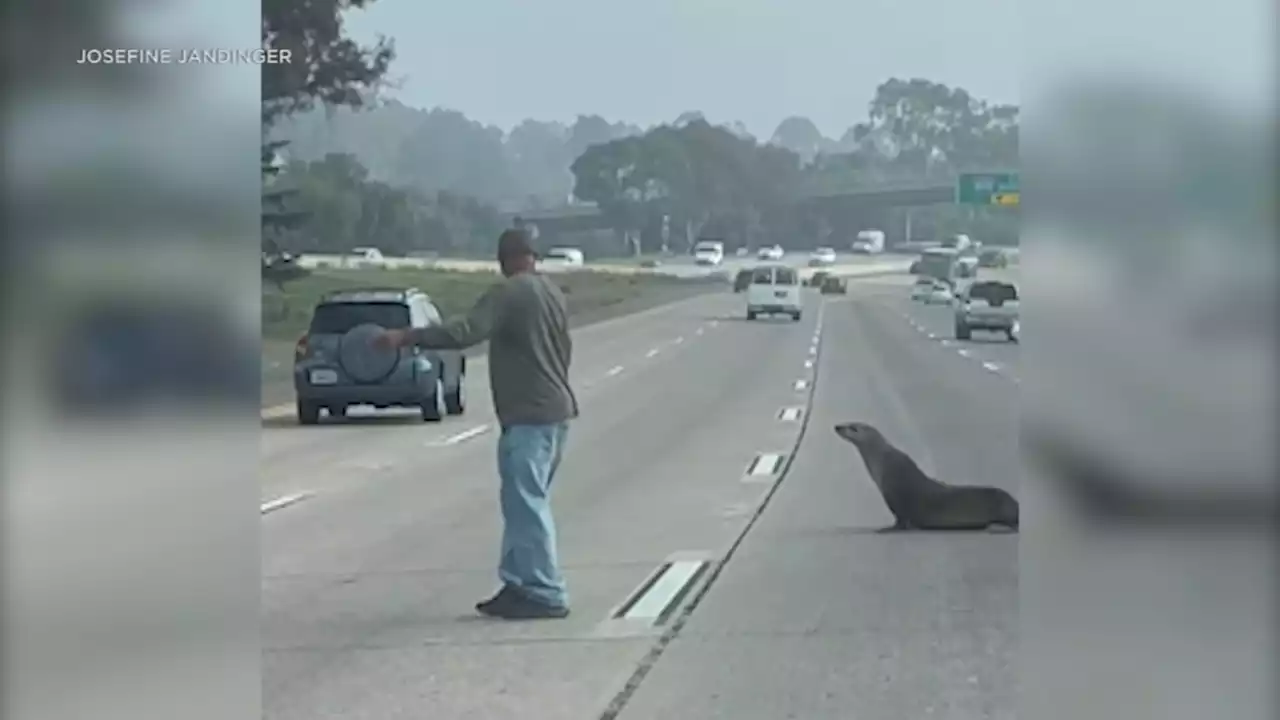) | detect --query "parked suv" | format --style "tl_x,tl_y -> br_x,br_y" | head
293,287 -> 467,424
954,280 -> 1020,342
746,265 -> 802,321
